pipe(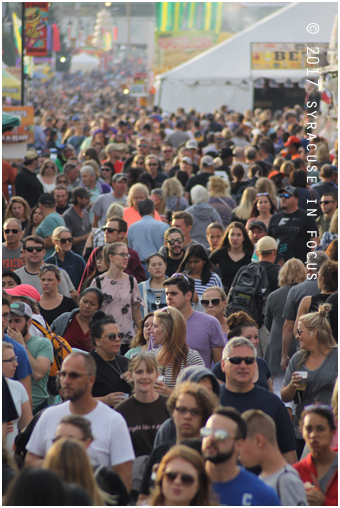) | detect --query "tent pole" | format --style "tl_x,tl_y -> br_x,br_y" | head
21,2 -> 25,106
